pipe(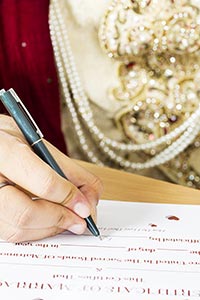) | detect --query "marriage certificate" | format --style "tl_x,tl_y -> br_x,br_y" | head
0,200 -> 200,300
